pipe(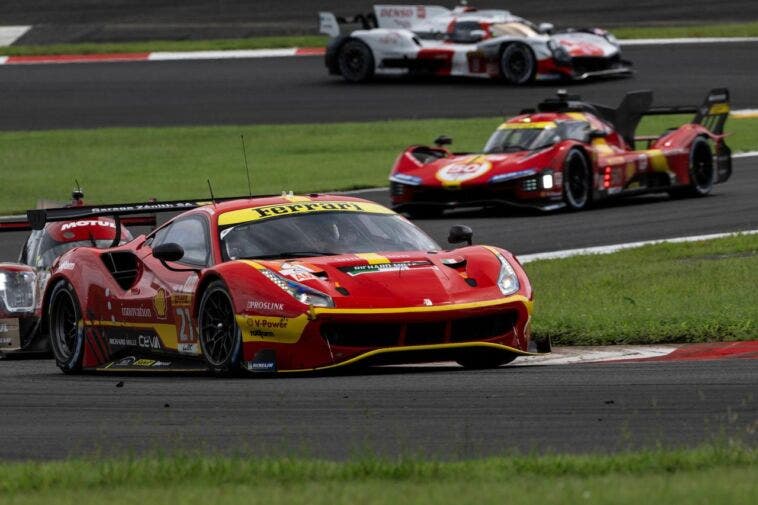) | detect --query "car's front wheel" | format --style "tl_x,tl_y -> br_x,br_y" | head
563,149 -> 592,211
48,281 -> 84,373
198,280 -> 242,375
337,39 -> 375,83
676,137 -> 715,197
500,43 -> 536,85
